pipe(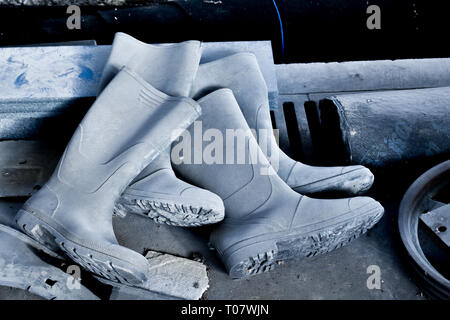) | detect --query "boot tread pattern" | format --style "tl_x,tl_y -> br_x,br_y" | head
228,211 -> 383,278
16,209 -> 147,286
115,197 -> 223,227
